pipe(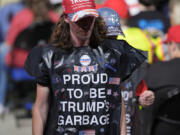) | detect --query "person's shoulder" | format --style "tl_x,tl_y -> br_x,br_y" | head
25,44 -> 56,71
103,38 -> 129,48
31,44 -> 56,55
103,38 -> 144,54
152,59 -> 180,67
149,61 -> 165,68
163,58 -> 180,68
25,44 -> 56,77
147,60 -> 170,73
11,8 -> 33,22
33,44 -> 67,59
